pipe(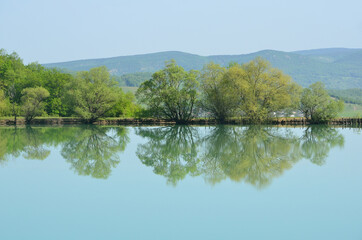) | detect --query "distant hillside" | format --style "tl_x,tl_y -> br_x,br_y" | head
43,48 -> 362,89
